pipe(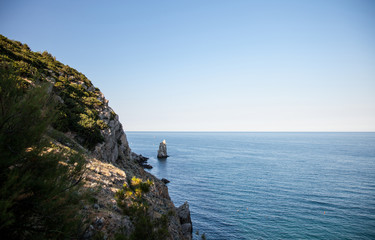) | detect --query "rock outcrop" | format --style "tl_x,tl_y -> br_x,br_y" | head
177,202 -> 193,240
85,91 -> 189,240
93,96 -> 131,165
157,139 -> 169,158
161,178 -> 170,184
55,64 -> 190,240
82,157 -> 188,240
131,152 -> 153,169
